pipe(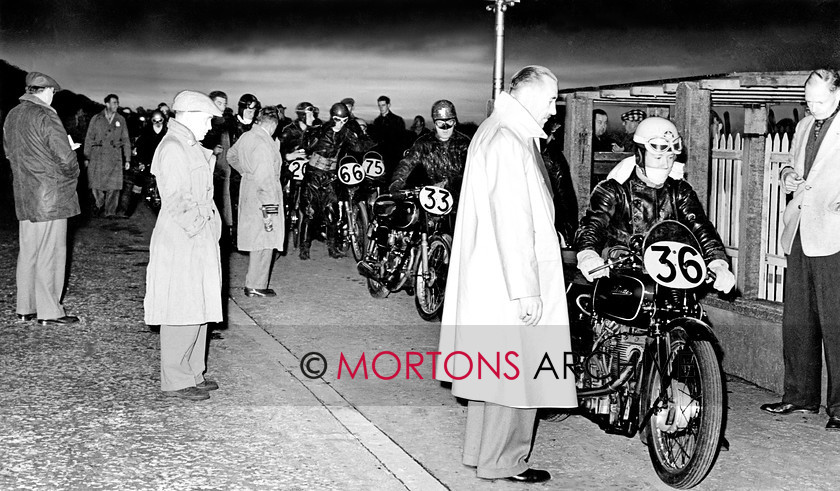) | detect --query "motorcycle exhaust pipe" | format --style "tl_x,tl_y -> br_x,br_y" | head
576,350 -> 641,397
357,261 -> 377,279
